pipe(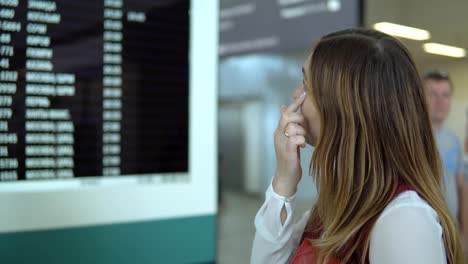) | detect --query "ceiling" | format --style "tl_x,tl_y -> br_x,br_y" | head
365,0 -> 468,65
